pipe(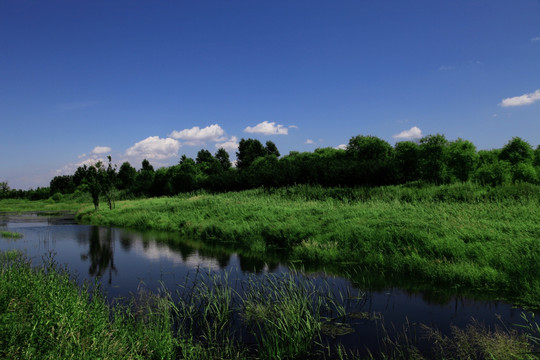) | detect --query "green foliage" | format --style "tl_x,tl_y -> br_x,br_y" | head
419,134 -> 448,184
474,160 -> 511,186
215,147 -> 232,171
394,141 -> 421,183
512,162 -> 538,184
236,138 -> 267,170
500,137 -> 534,166
446,138 -> 478,182
49,175 -> 75,195
117,161 -> 137,191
